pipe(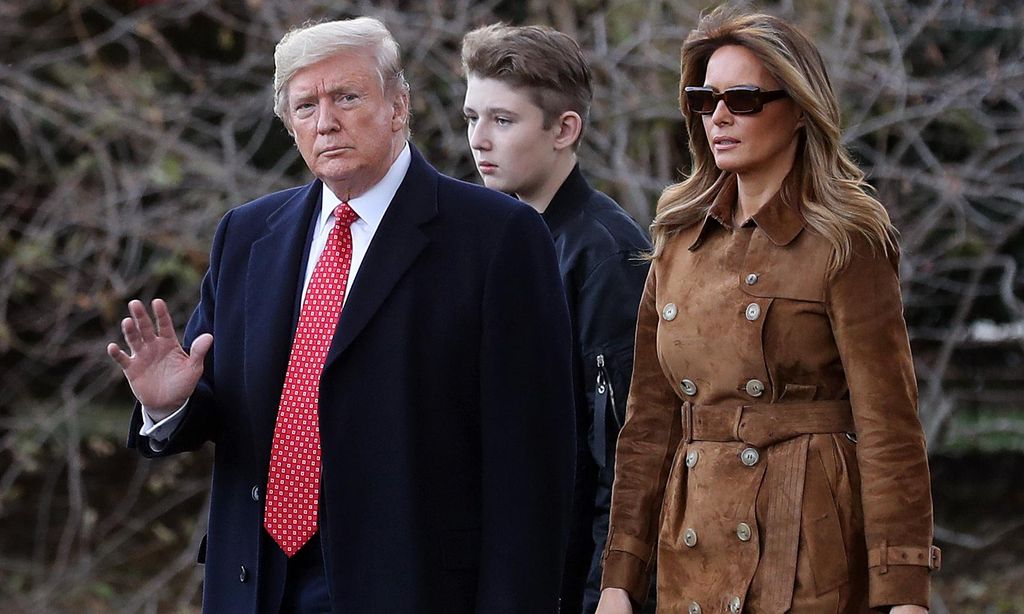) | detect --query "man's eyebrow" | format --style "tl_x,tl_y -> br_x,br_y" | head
290,81 -> 365,100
